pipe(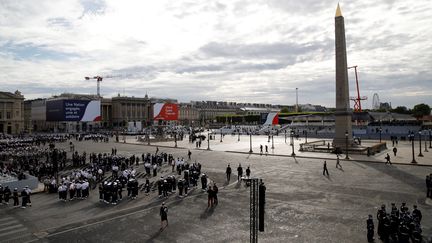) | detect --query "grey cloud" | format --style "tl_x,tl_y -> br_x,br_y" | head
199,41 -> 332,60
47,18 -> 72,29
